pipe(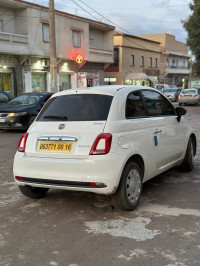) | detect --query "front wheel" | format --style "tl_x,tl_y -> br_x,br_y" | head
112,161 -> 142,211
181,138 -> 194,171
19,185 -> 49,198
